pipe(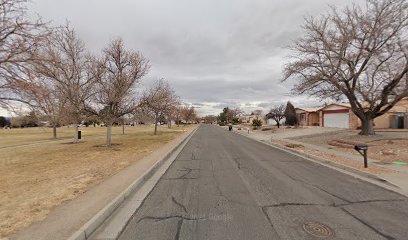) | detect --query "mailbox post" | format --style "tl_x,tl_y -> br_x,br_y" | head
354,144 -> 368,168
